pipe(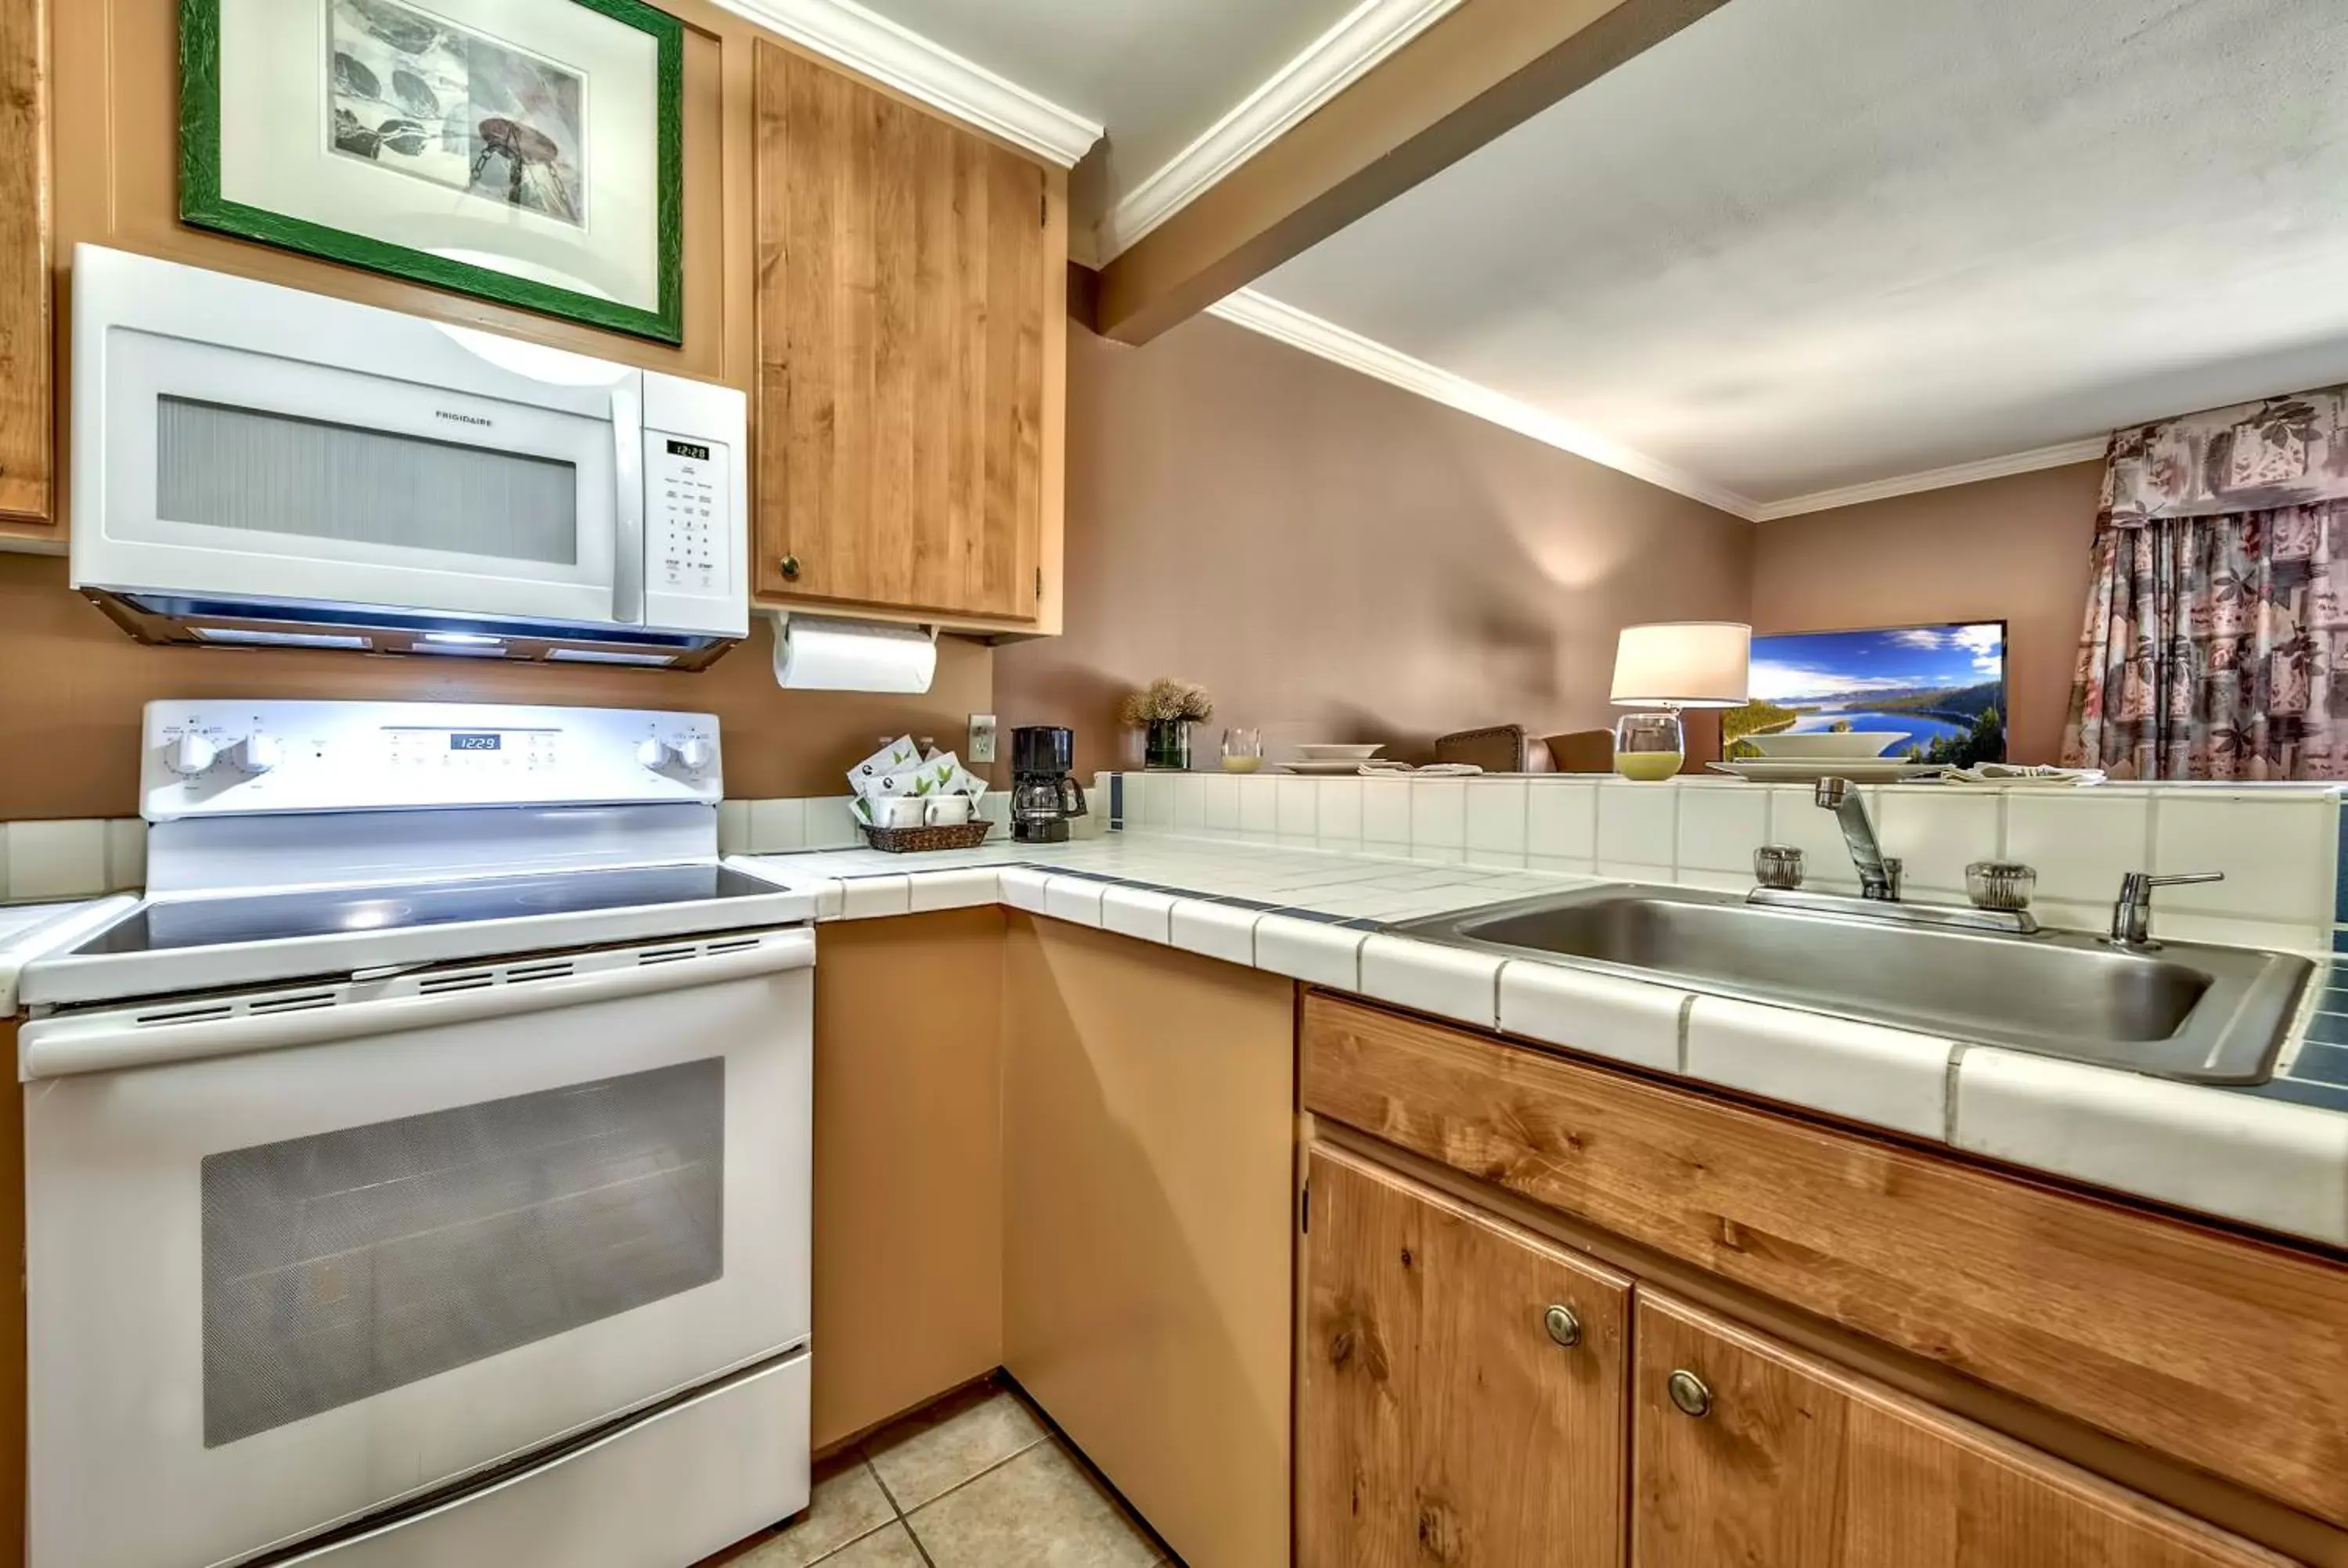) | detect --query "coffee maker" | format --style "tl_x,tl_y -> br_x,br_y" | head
1010,726 -> 1087,843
